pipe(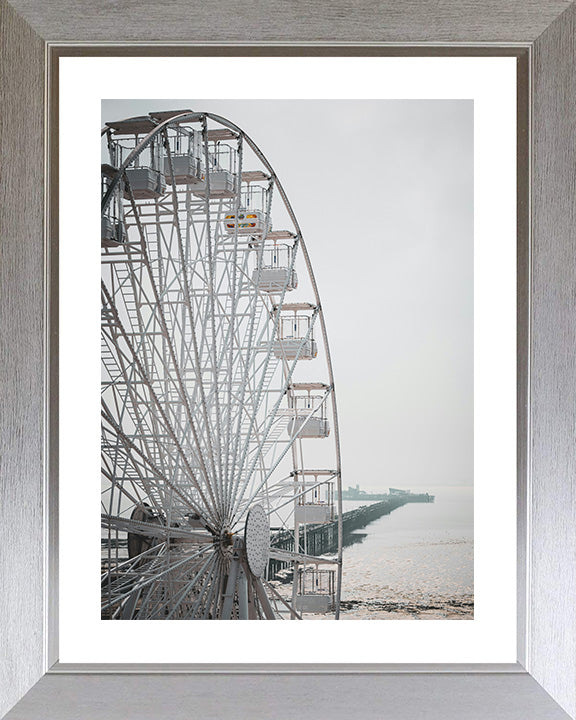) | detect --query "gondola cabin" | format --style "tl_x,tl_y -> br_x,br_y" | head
165,154 -> 202,185
288,416 -> 330,438
192,169 -> 236,199
287,386 -> 331,438
105,117 -> 167,200
294,568 -> 335,614
294,502 -> 332,524
292,470 -> 335,524
272,305 -> 317,360
164,127 -> 202,185
252,244 -> 298,293
124,166 -> 166,200
193,143 -> 237,199
225,209 -> 271,235
101,164 -> 126,247
253,267 -> 298,293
